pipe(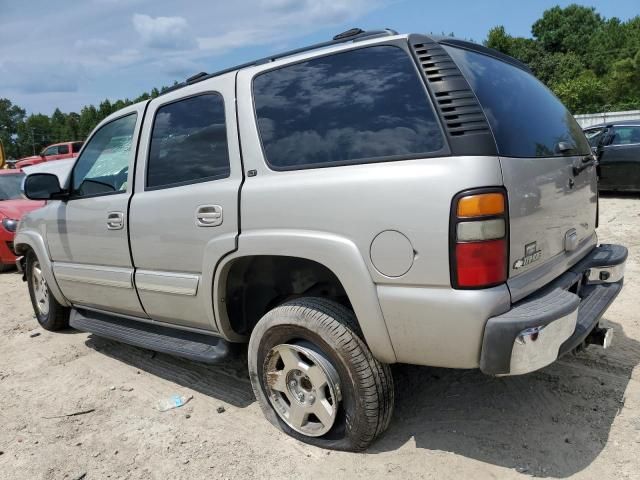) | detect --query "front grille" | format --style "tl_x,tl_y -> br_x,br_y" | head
411,41 -> 491,137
